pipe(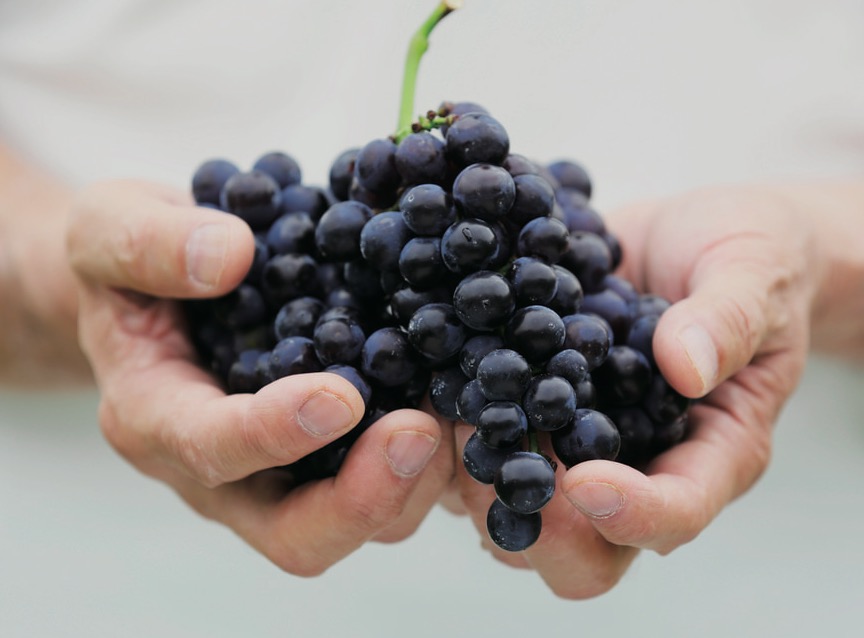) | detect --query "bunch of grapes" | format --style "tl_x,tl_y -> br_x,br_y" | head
184,100 -> 692,552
